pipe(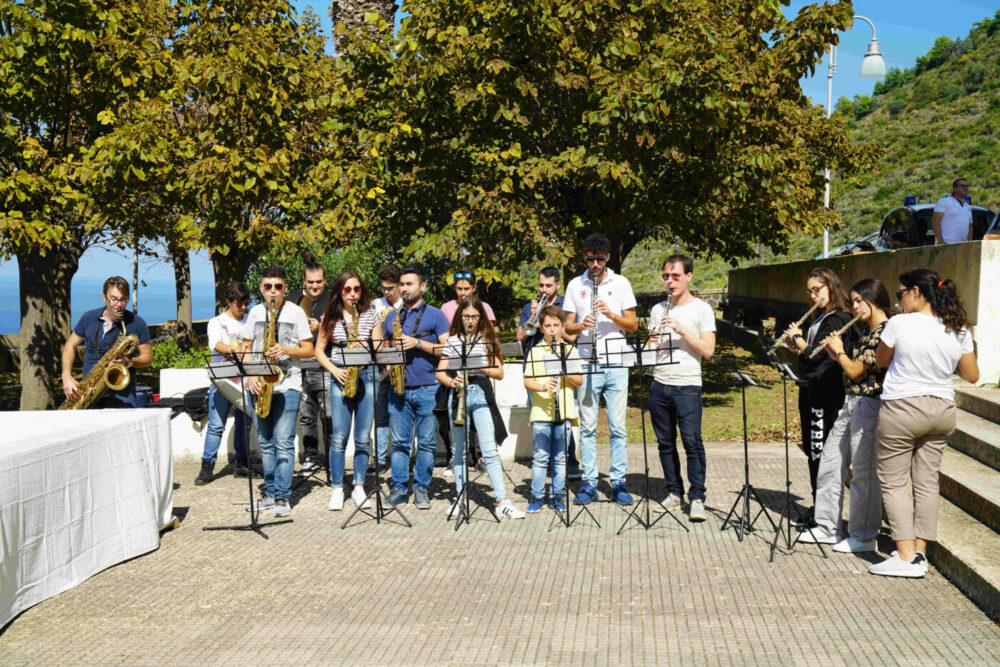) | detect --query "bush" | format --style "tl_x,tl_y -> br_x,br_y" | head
151,339 -> 207,371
